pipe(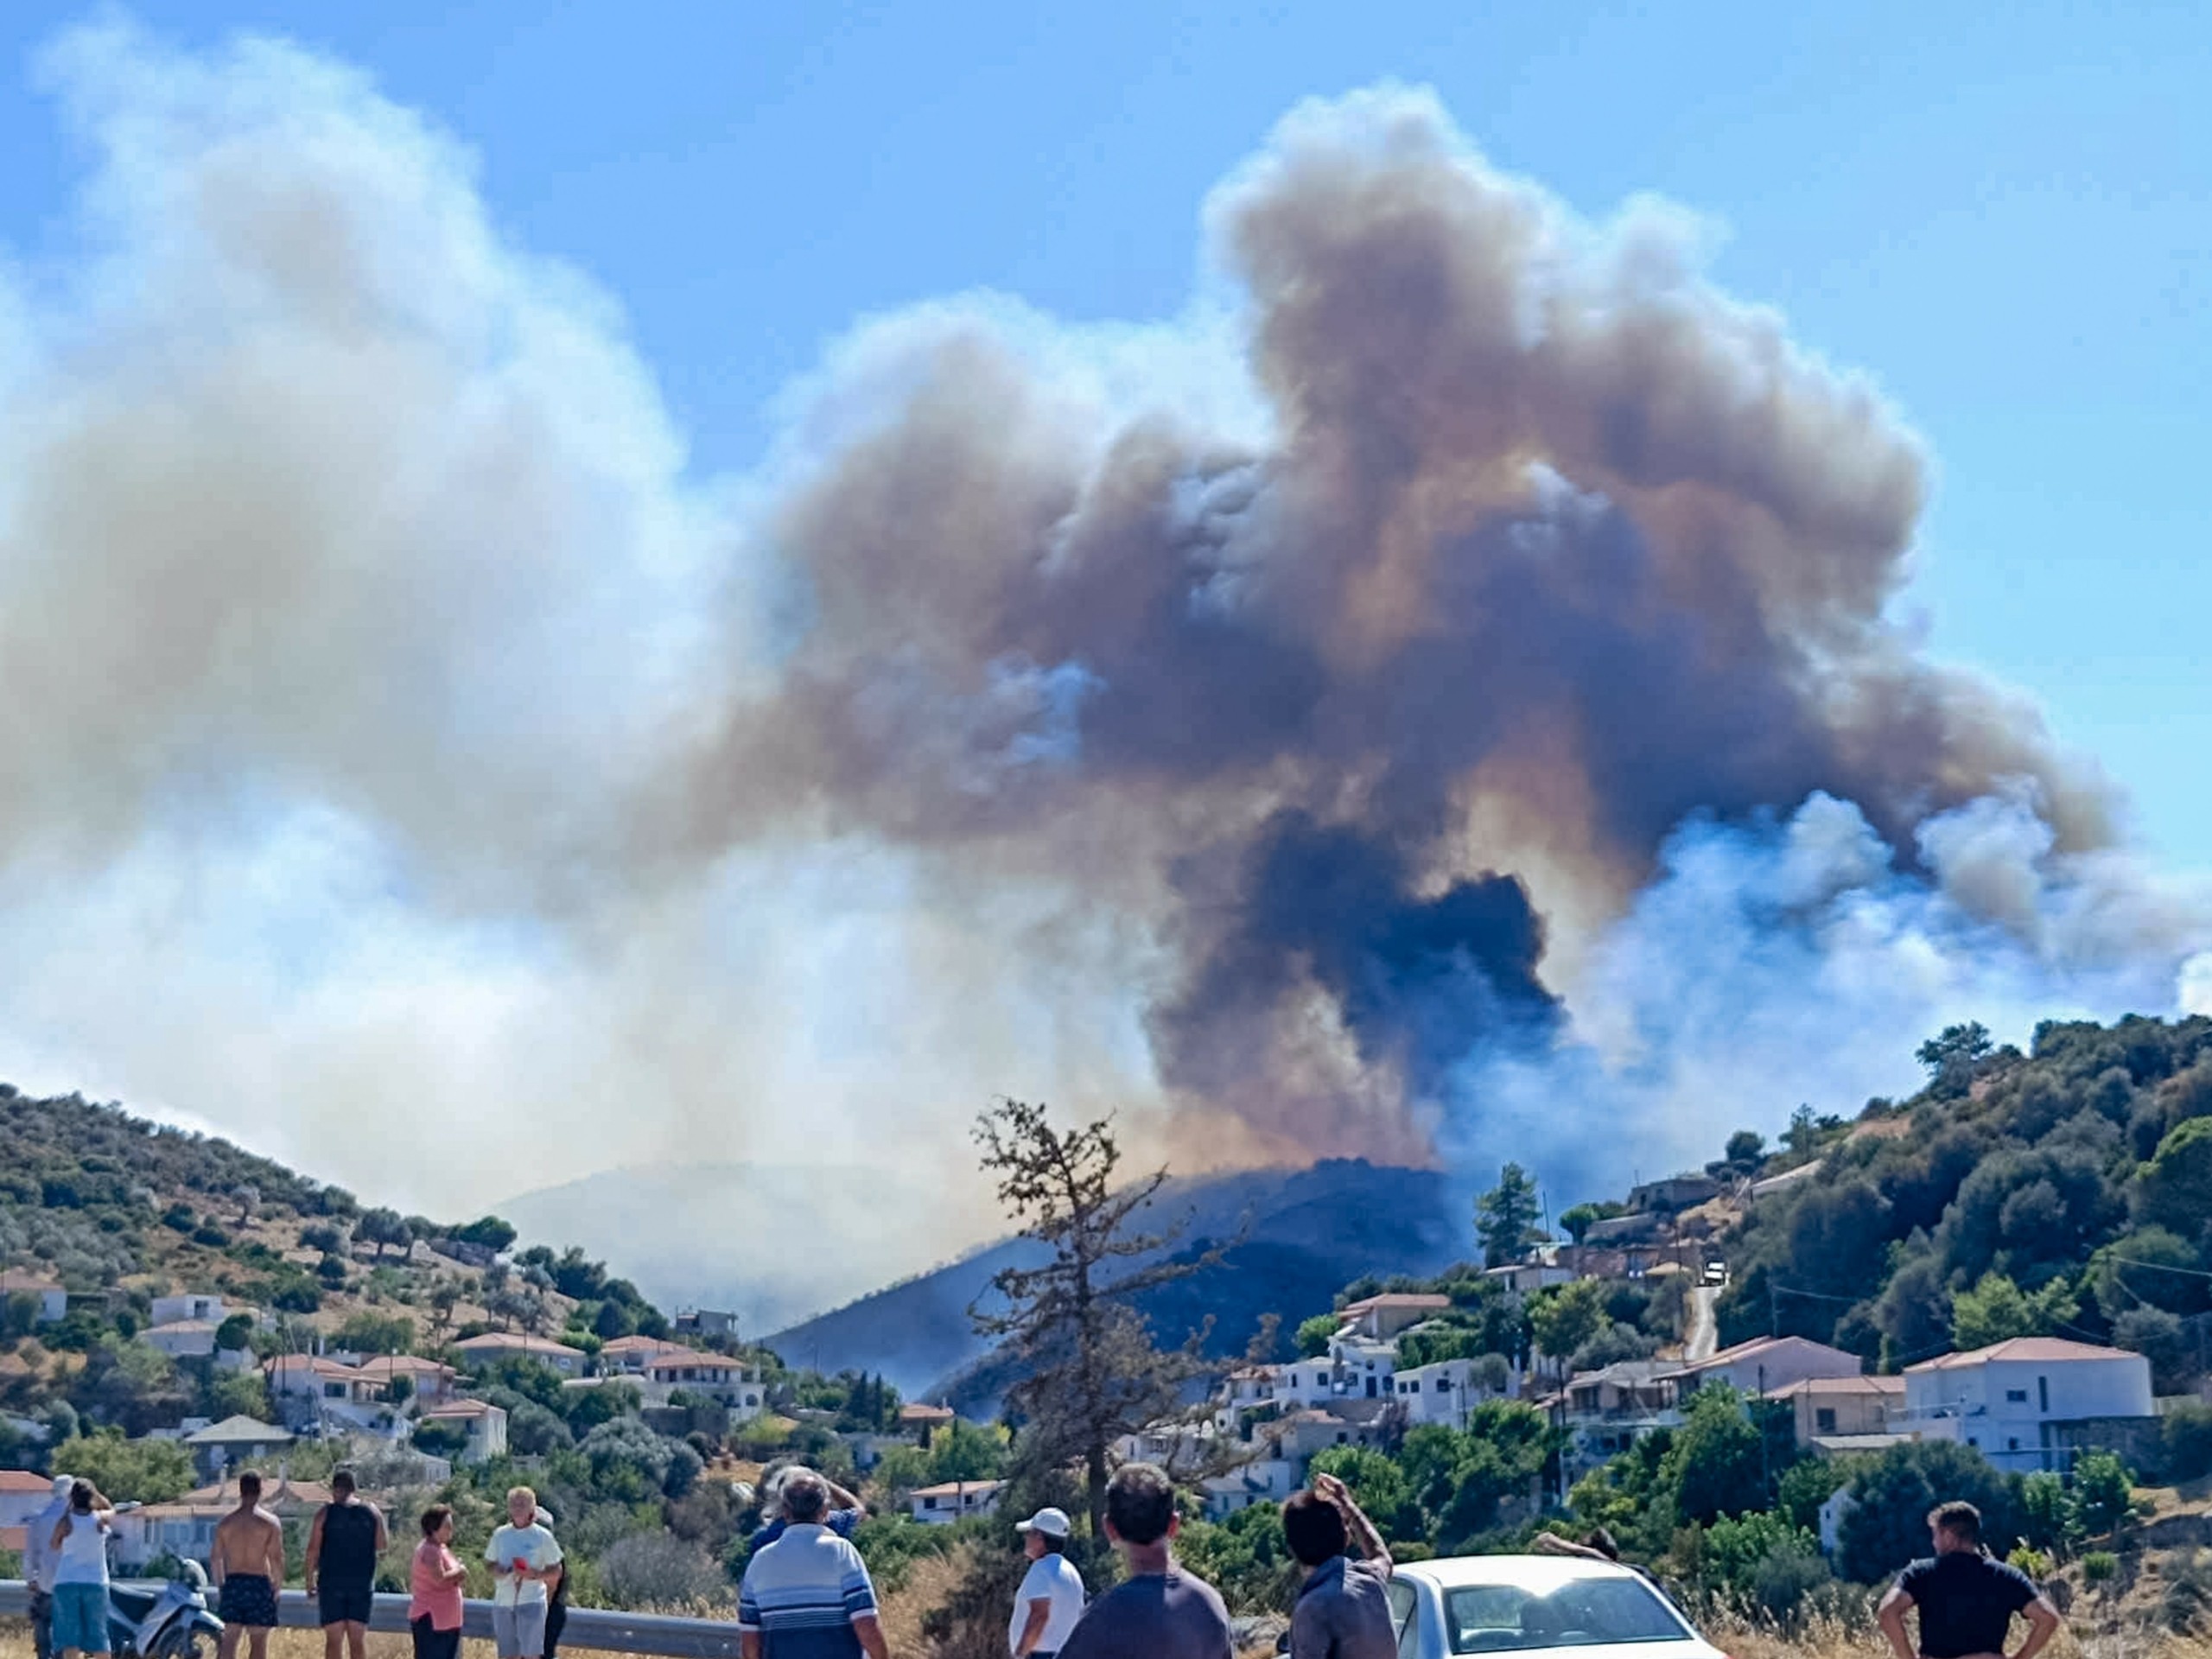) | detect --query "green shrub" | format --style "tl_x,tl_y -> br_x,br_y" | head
2081,1551 -> 2119,1586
